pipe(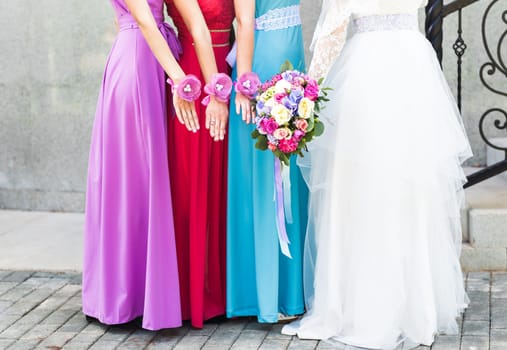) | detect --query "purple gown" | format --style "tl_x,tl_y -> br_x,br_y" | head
82,0 -> 182,330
